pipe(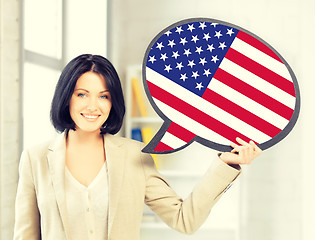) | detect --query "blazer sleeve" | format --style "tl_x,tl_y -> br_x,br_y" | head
14,150 -> 41,240
141,151 -> 241,234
